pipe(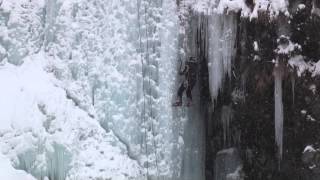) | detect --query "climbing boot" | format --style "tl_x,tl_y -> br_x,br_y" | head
186,98 -> 192,107
172,101 -> 182,107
